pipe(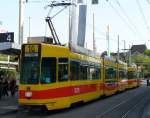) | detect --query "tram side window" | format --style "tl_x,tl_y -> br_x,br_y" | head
134,72 -> 137,78
58,58 -> 68,82
123,71 -> 127,79
70,61 -> 79,80
87,67 -> 99,80
128,71 -> 137,79
119,71 -> 123,79
41,57 -> 56,84
95,67 -> 100,80
105,67 -> 116,79
88,67 -> 94,80
80,65 -> 88,80
120,71 -> 127,79
128,71 -> 134,79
